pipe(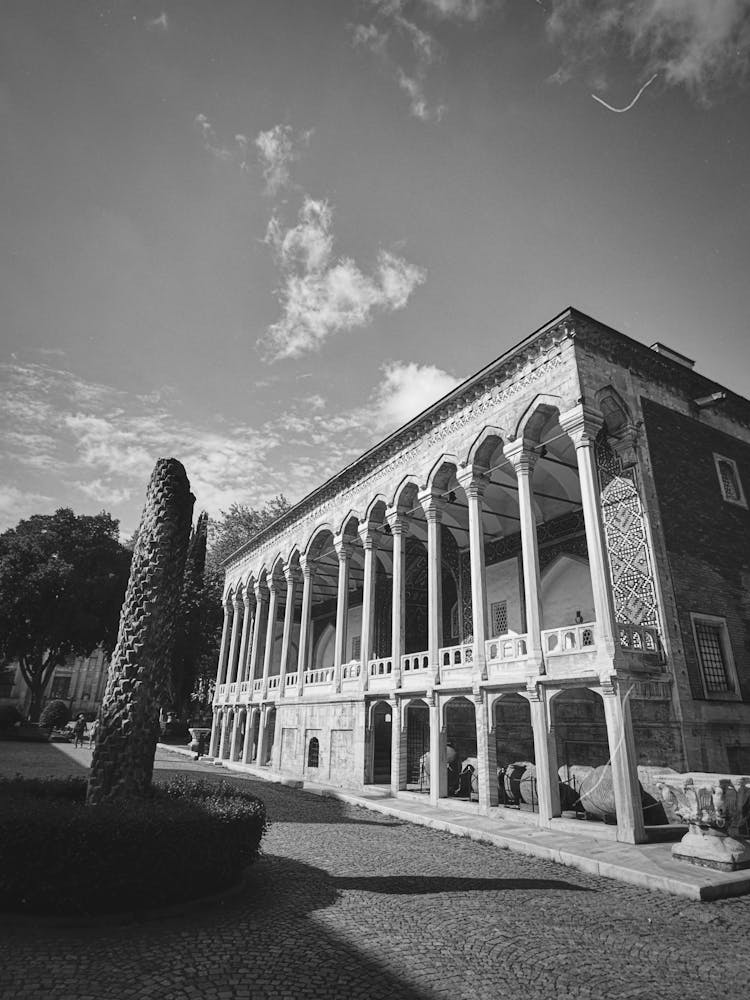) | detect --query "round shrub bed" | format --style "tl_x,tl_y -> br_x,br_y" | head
0,776 -> 267,915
